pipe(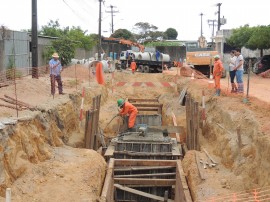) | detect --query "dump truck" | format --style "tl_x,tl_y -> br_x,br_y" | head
118,50 -> 173,73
